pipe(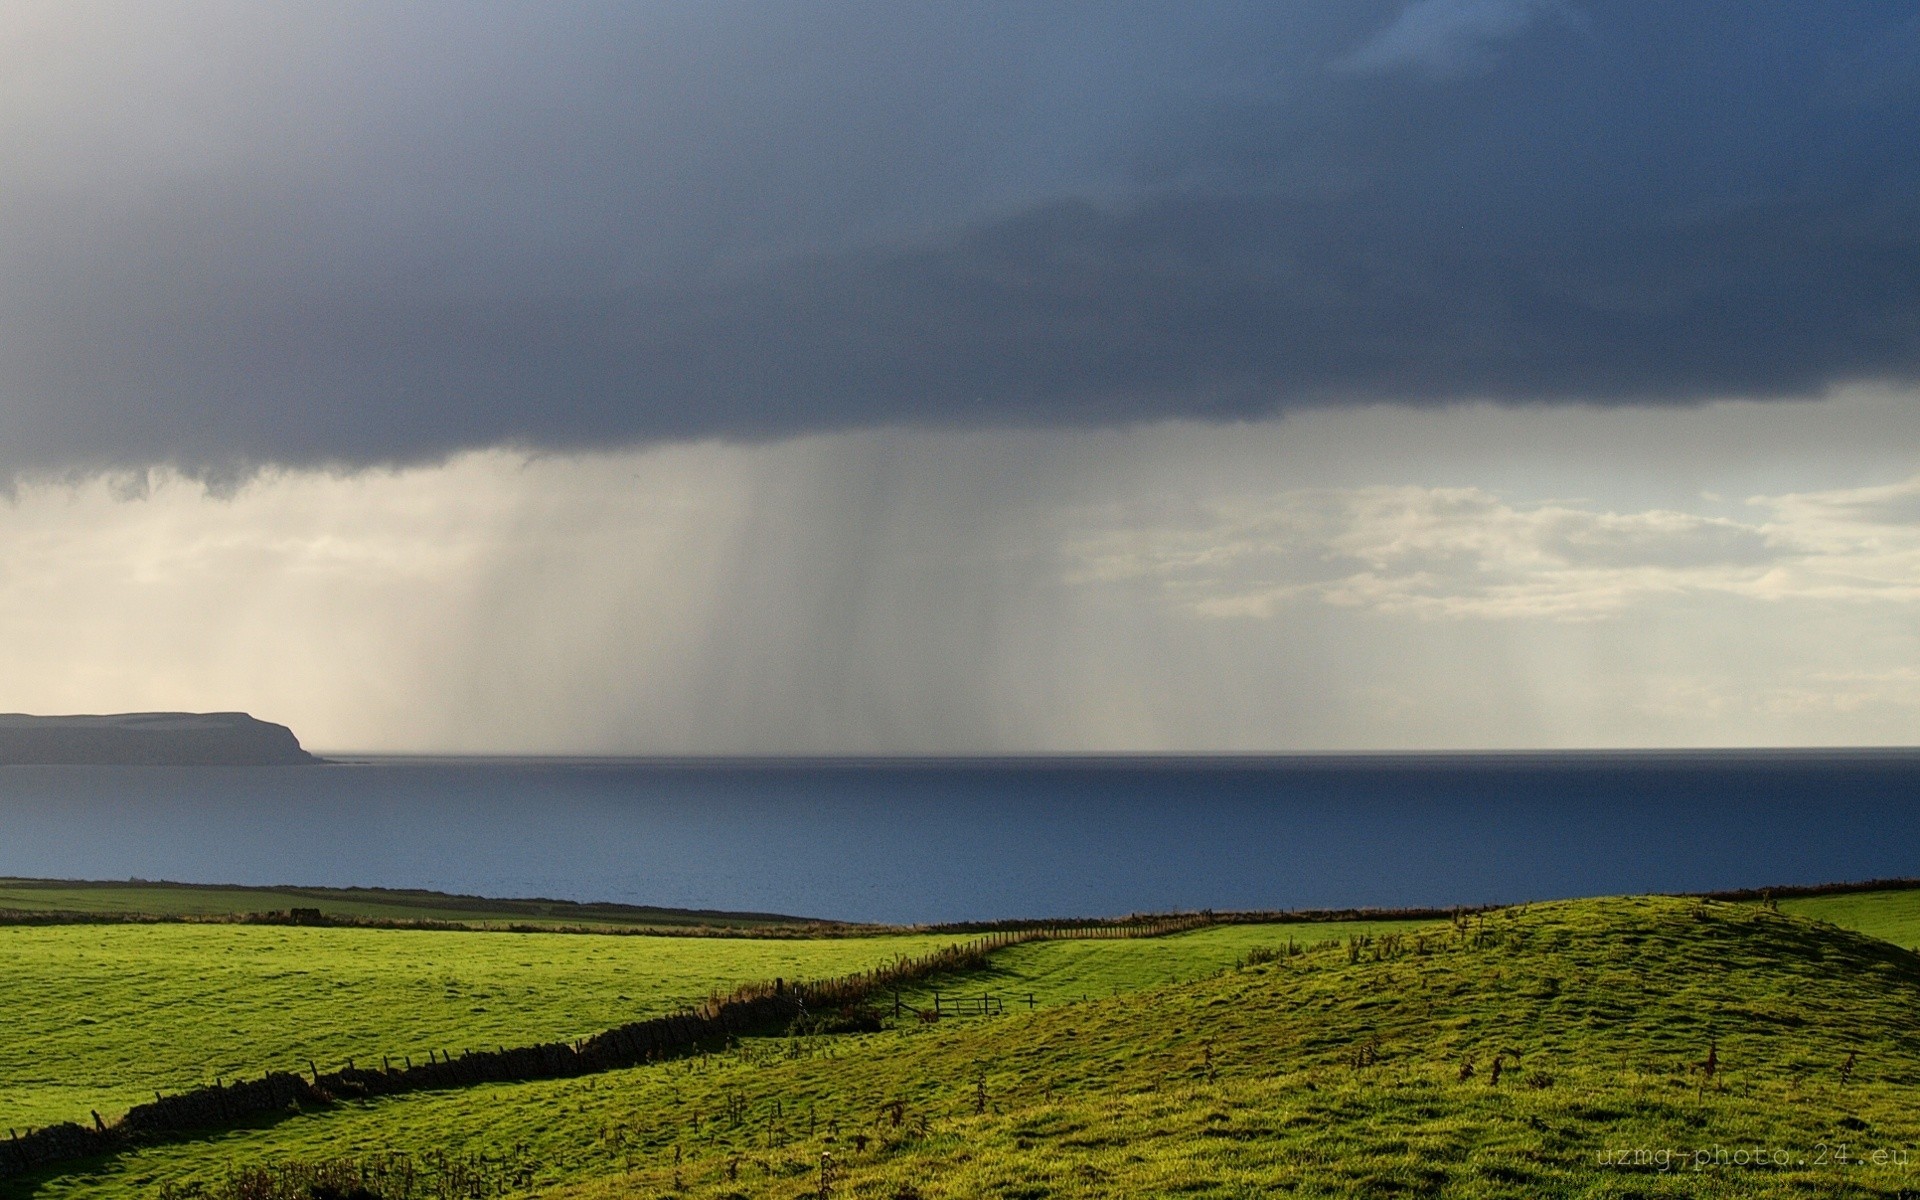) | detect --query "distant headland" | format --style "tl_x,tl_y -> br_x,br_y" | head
0,712 -> 319,766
